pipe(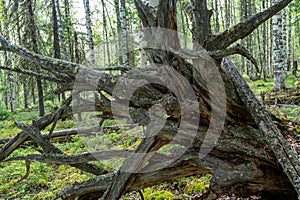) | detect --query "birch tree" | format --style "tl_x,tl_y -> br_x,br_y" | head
83,0 -> 95,65
120,0 -> 128,65
272,1 -> 285,91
